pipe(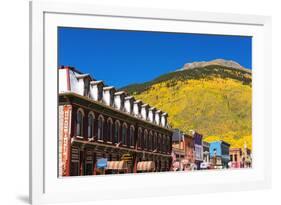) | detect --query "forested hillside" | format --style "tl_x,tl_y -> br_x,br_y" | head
122,64 -> 252,149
